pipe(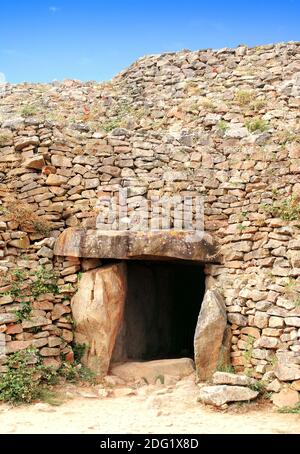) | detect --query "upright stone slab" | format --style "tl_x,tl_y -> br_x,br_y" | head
71,263 -> 127,376
194,290 -> 227,381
